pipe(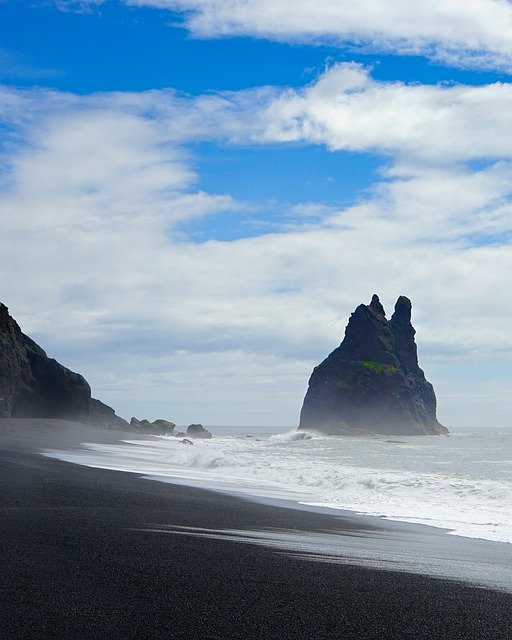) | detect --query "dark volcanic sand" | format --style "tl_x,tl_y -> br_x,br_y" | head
1,420 -> 512,640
